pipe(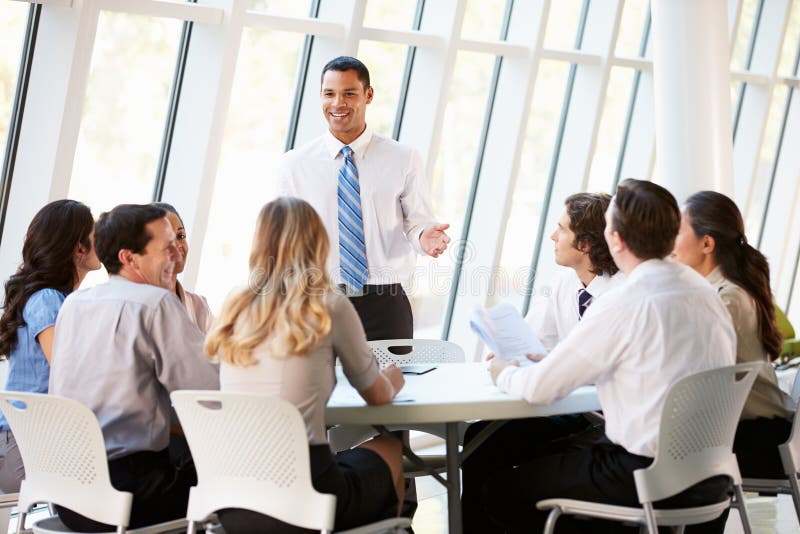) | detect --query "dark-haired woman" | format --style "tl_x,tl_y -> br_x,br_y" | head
150,203 -> 213,333
0,199 -> 101,492
673,190 -> 794,479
